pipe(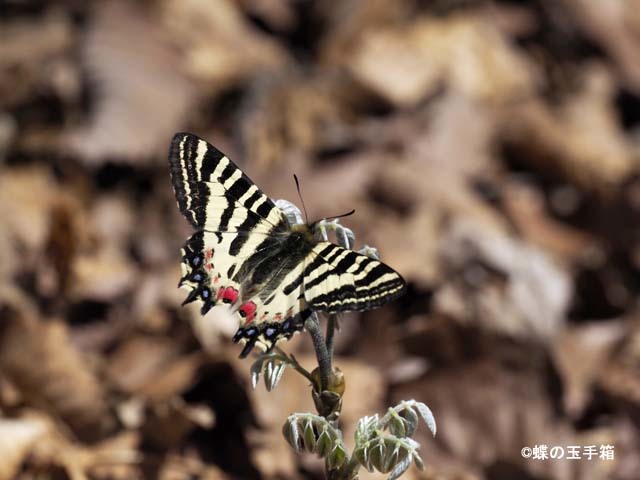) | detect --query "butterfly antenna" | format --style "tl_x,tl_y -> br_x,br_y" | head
293,174 -> 310,224
323,209 -> 356,222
